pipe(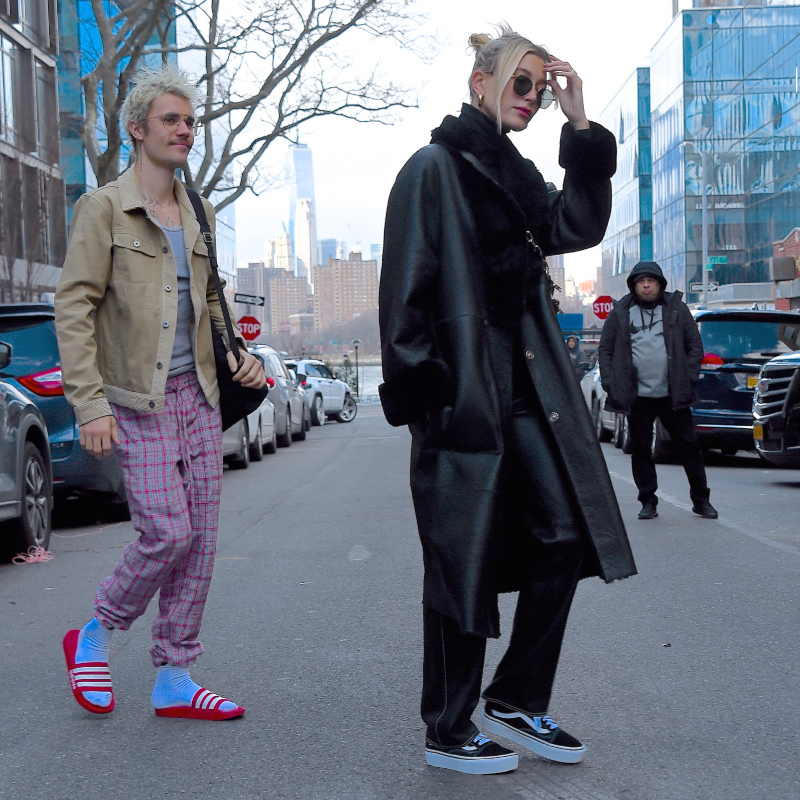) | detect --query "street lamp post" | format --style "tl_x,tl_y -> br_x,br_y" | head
700,150 -> 709,307
352,338 -> 362,398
